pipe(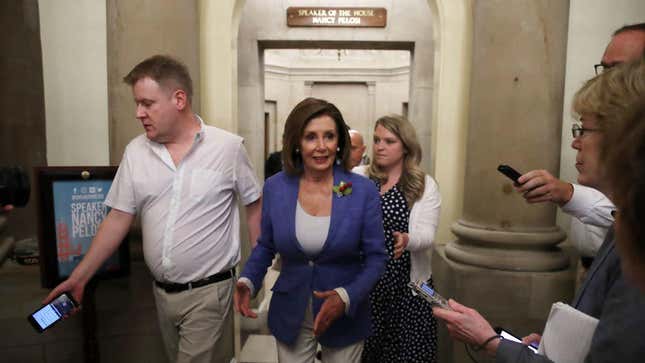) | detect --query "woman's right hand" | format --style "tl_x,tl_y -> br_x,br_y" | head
234,281 -> 257,318
392,231 -> 409,259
